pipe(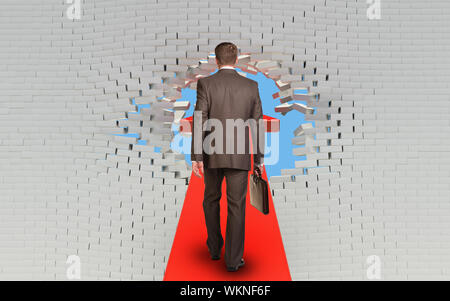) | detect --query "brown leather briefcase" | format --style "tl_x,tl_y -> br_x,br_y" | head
249,171 -> 269,215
